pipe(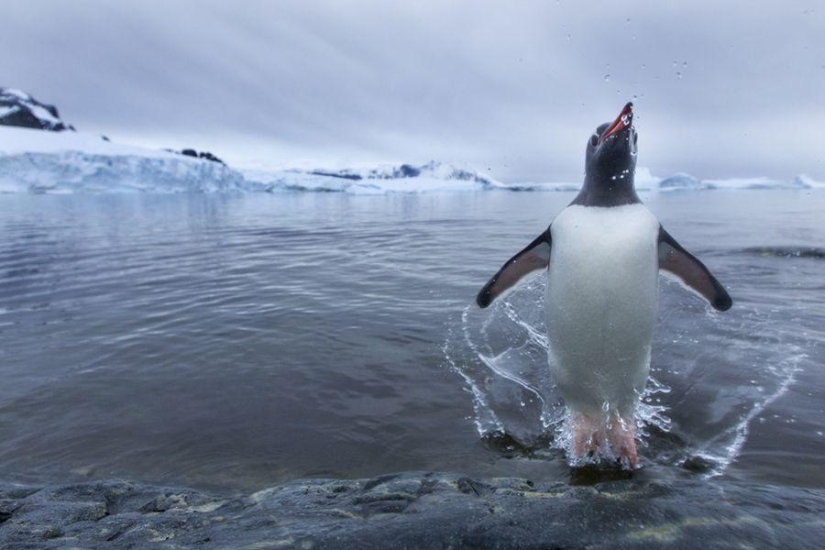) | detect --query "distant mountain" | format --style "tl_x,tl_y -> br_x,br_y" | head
0,88 -> 75,132
308,161 -> 502,187
1,88 -> 819,194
